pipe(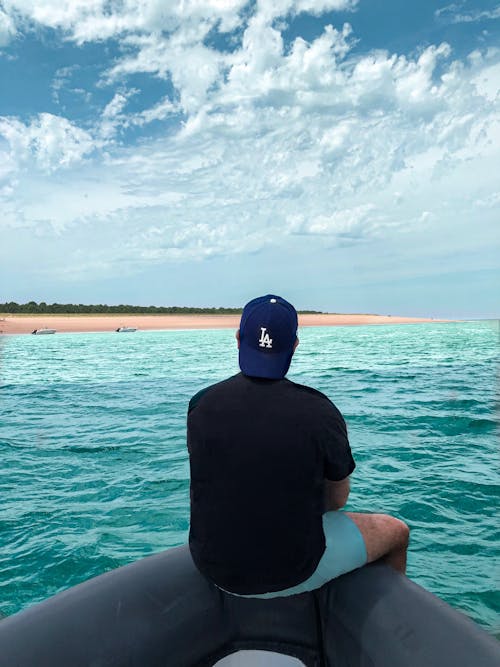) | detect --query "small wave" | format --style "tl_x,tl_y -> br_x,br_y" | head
350,414 -> 499,436
66,444 -> 123,453
468,417 -> 499,432
411,398 -> 484,410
